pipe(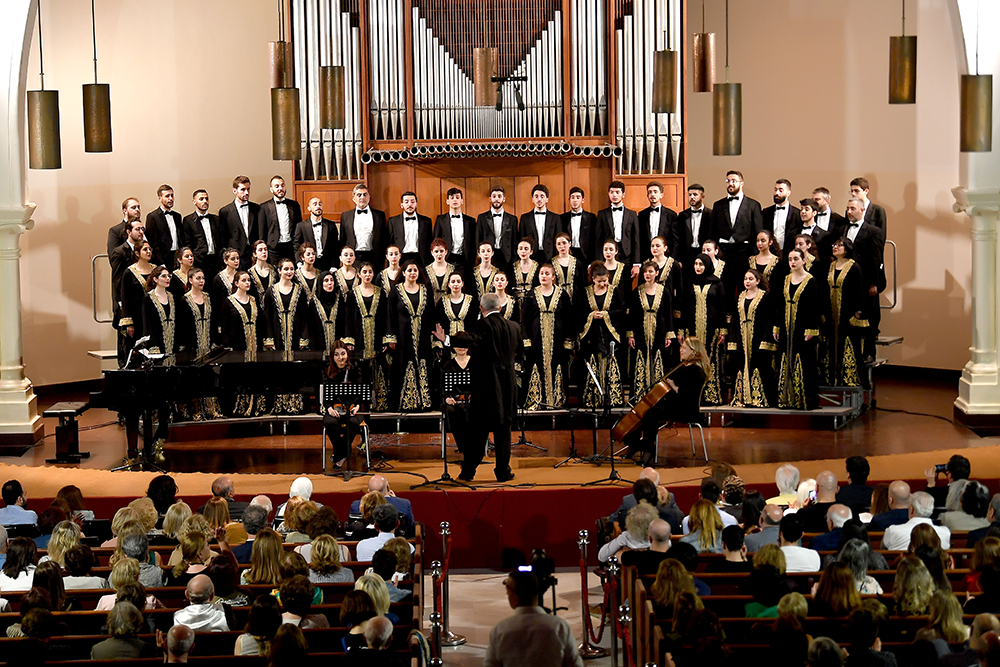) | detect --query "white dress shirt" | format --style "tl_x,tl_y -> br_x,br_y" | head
648,207 -> 661,241
534,209 -> 548,242
689,207 -> 704,247
236,199 -> 250,237
449,213 -> 465,254
310,216 -> 325,257
610,206 -> 623,242
881,517 -> 951,551
492,209 -> 505,248
772,204 -> 788,248
354,208 -> 374,251
161,207 -> 179,251
198,215 -> 216,254
846,220 -> 861,242
815,210 -> 831,231
274,198 -> 292,243
781,545 -> 822,573
723,193 -> 743,243
569,212 -> 582,247
403,214 -> 419,253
